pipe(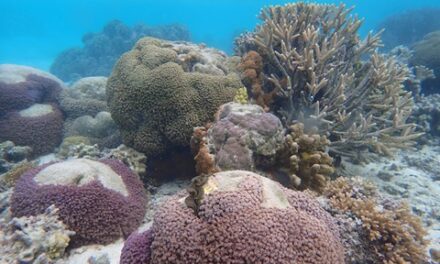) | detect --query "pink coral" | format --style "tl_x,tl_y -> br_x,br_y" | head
121,170 -> 344,264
